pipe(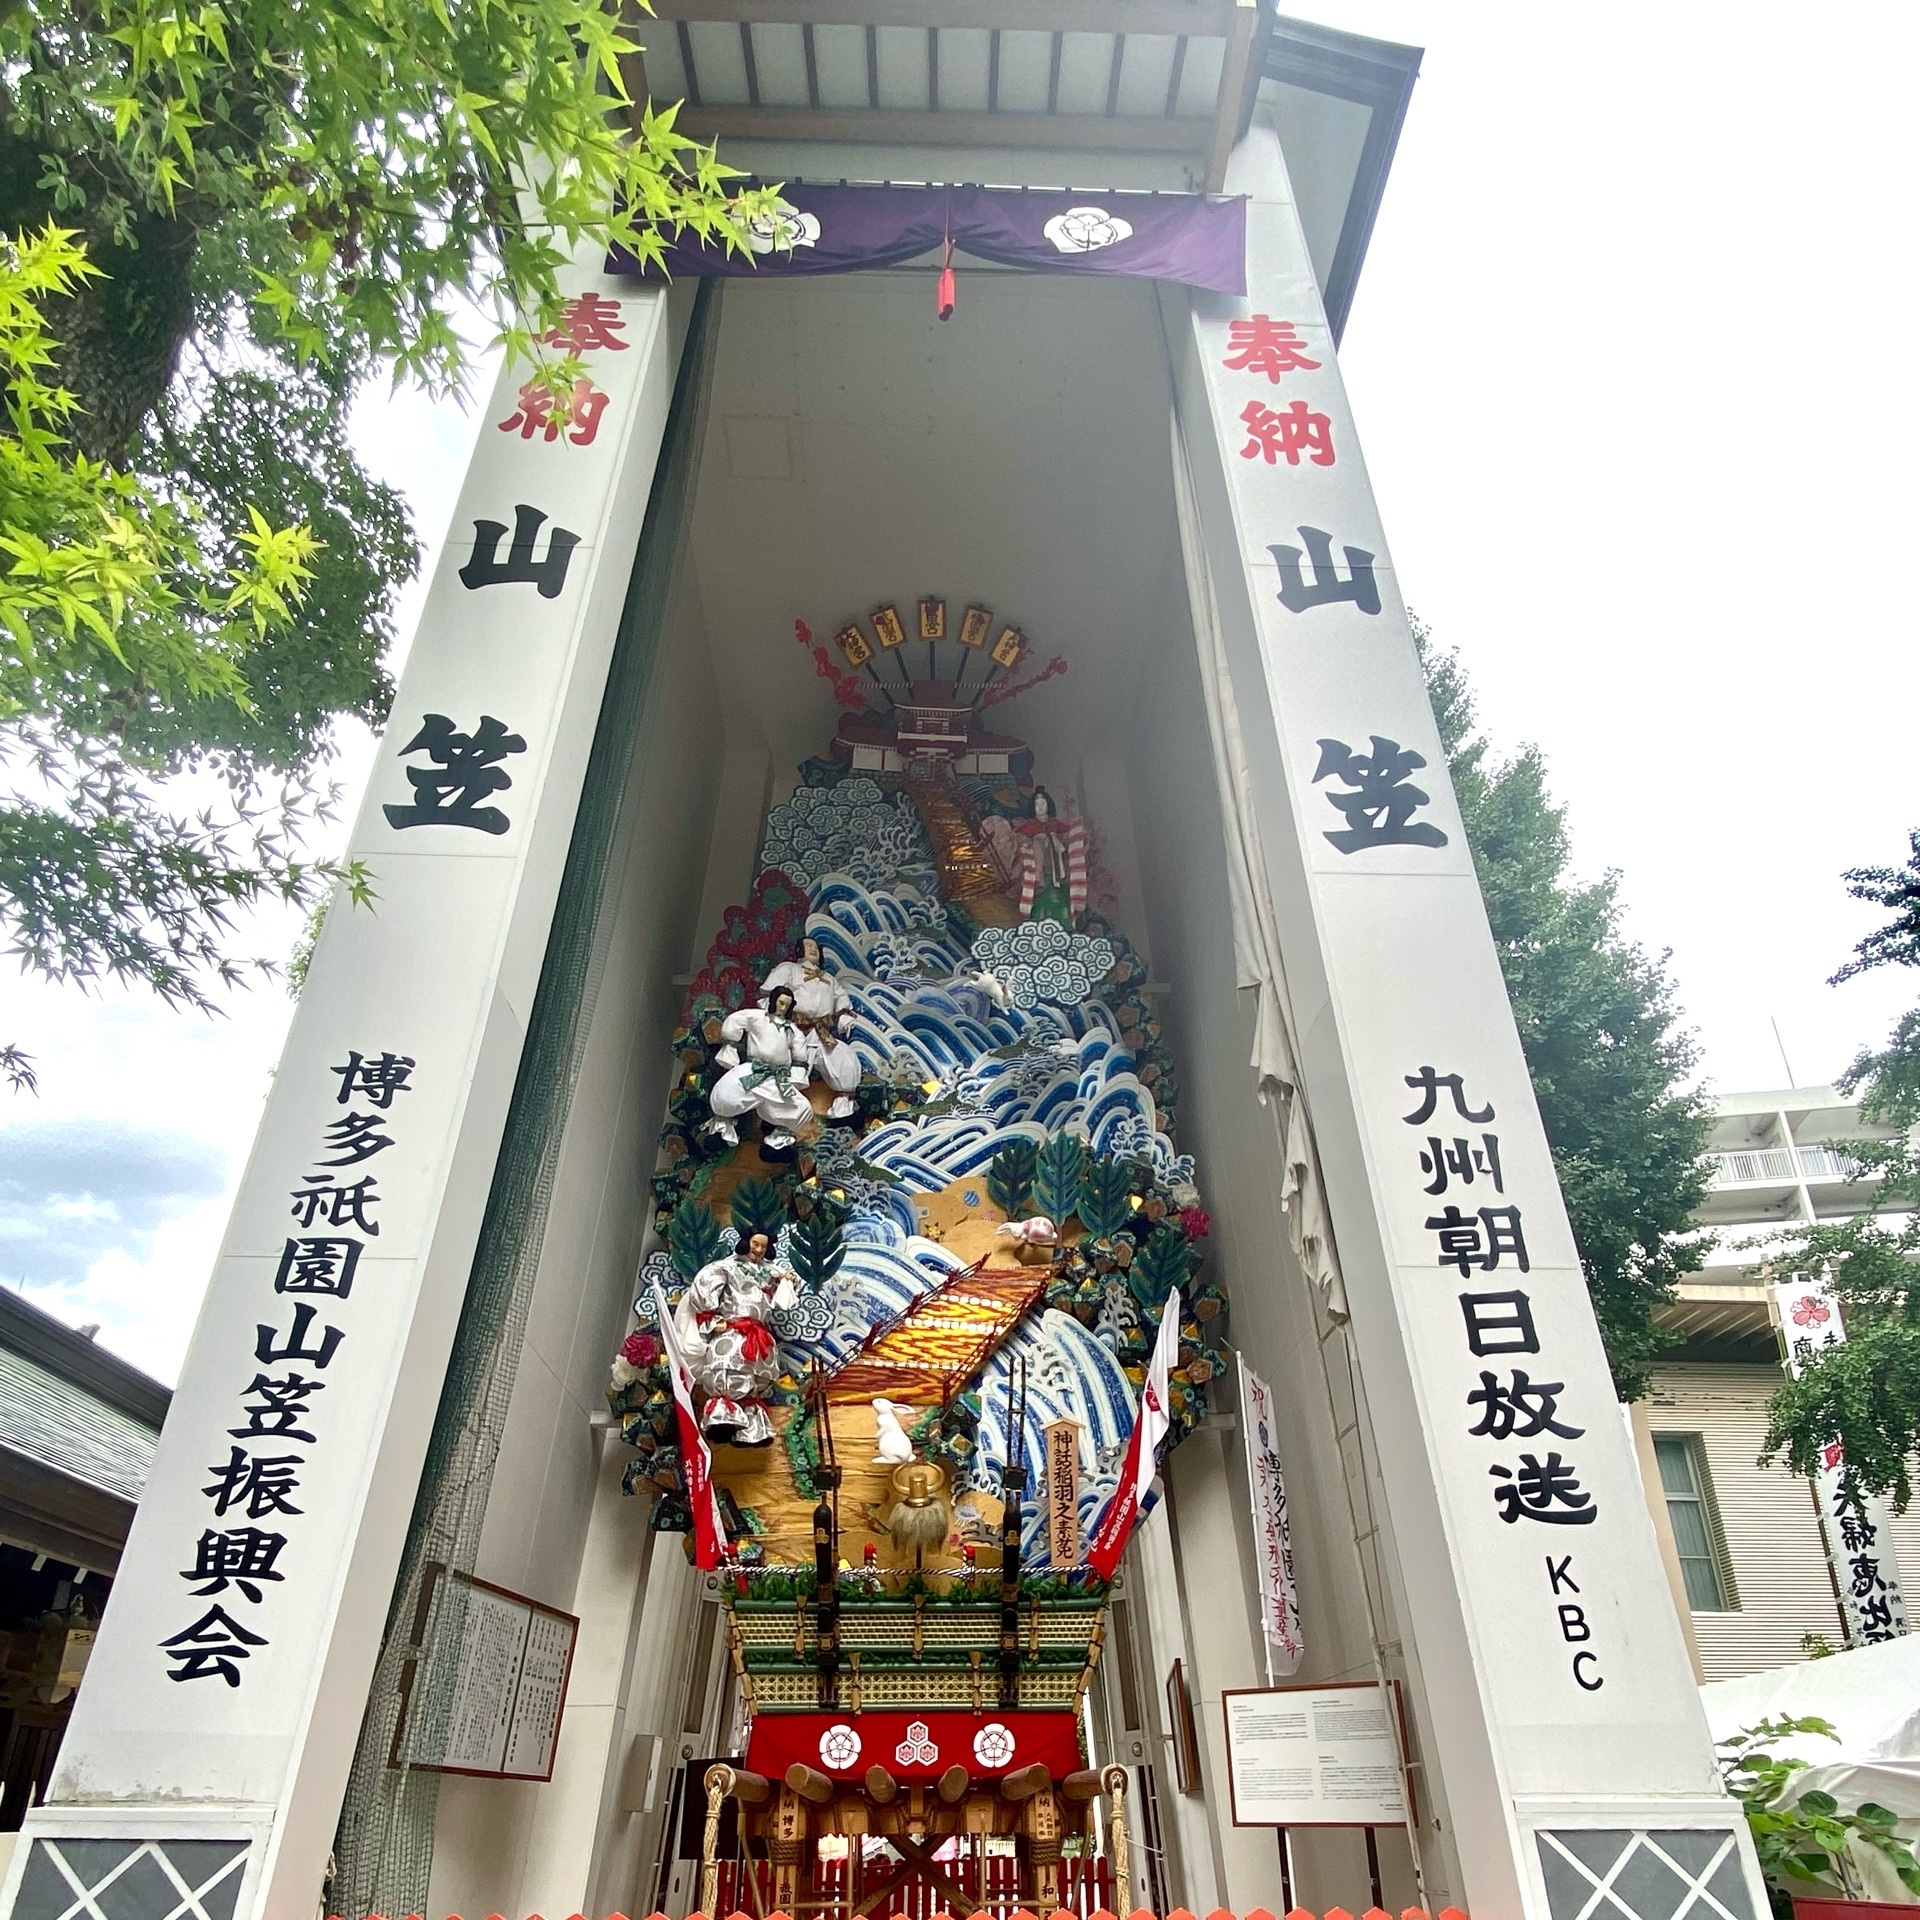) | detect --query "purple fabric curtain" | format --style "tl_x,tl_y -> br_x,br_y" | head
606,183 -> 1246,296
